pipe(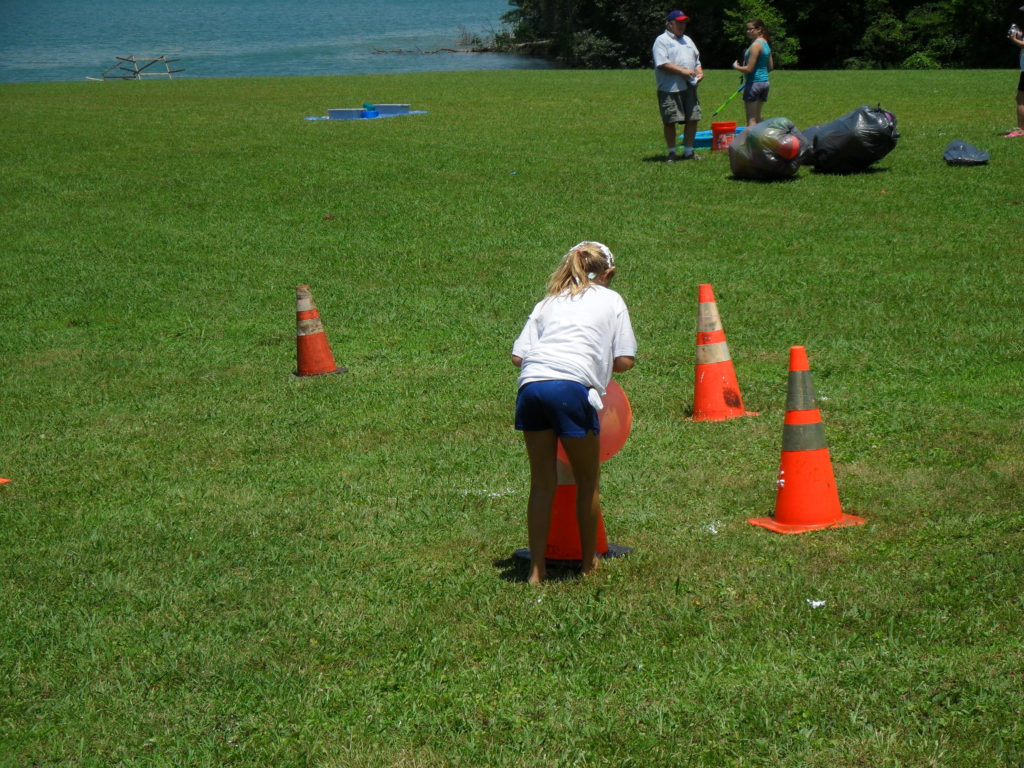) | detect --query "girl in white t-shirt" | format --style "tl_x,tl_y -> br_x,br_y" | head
511,242 -> 637,584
